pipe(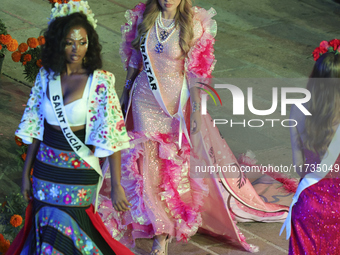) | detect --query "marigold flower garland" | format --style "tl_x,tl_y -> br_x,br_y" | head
11,36 -> 45,82
0,19 -> 18,56
0,137 -> 30,250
